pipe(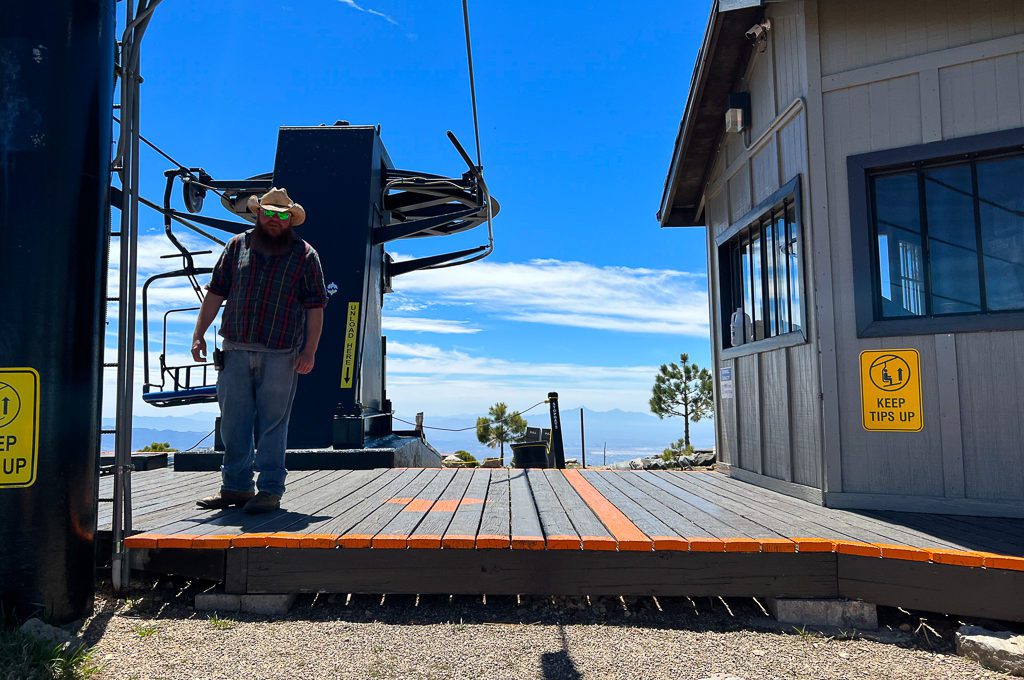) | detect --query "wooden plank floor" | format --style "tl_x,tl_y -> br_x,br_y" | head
100,468 -> 1024,620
